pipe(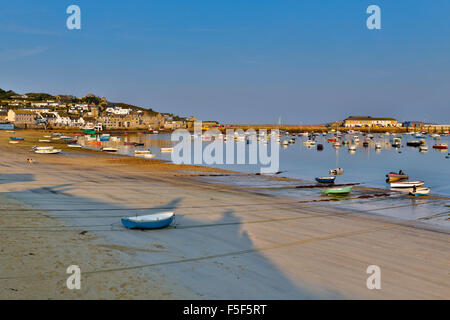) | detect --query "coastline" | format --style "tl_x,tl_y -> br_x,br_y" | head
0,131 -> 449,299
